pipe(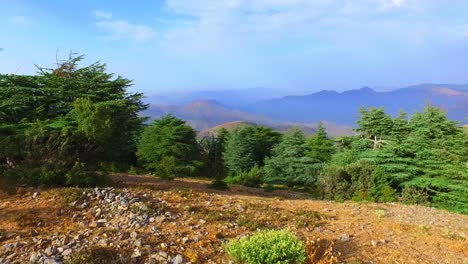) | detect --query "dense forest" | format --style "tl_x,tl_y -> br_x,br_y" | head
1,56 -> 467,214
